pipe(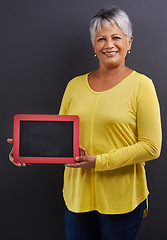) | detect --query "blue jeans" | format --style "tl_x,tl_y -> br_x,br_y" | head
65,200 -> 146,240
